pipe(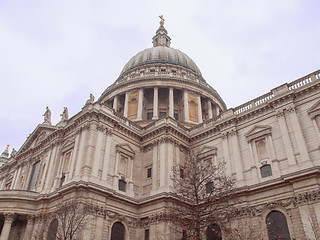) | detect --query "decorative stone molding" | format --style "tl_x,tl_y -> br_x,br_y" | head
3,212 -> 15,222
96,124 -> 112,135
